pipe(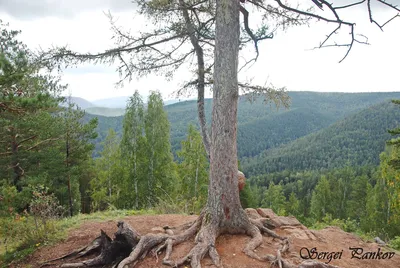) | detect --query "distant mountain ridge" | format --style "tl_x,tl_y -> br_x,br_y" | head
61,96 -> 95,109
90,96 -> 183,109
86,91 -> 400,176
91,96 -> 130,108
85,107 -> 126,117
67,96 -> 183,116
